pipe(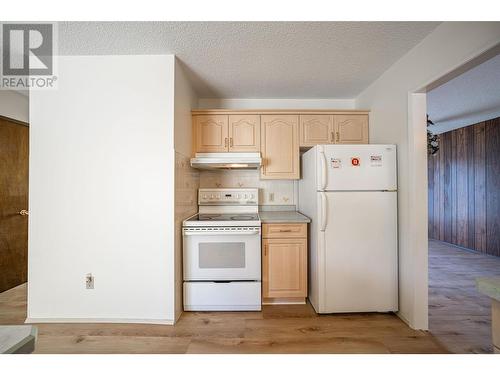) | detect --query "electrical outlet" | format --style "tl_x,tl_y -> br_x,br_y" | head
269,193 -> 274,202
86,273 -> 94,289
